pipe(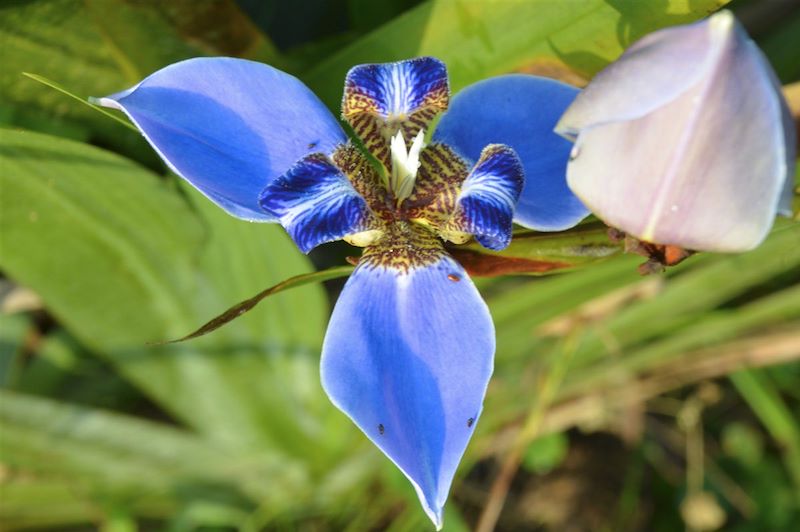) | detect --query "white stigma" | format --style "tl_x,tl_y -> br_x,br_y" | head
390,129 -> 425,203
